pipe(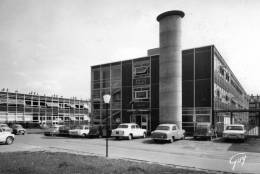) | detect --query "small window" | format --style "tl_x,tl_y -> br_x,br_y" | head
136,125 -> 140,129
226,73 -> 230,82
219,66 -> 225,76
134,90 -> 148,100
172,126 -> 176,130
135,66 -> 148,76
131,125 -> 135,129
0,129 -> 2,132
